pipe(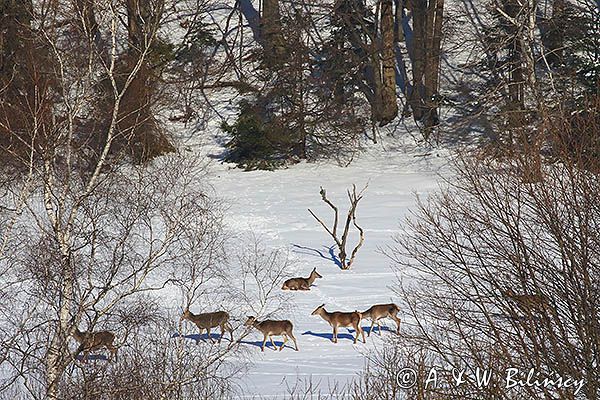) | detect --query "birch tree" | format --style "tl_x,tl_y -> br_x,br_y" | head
0,1 -> 234,398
